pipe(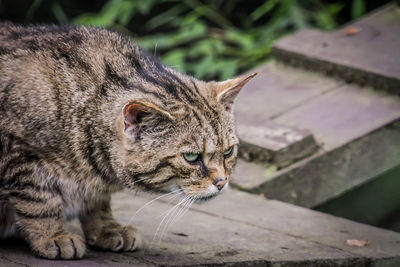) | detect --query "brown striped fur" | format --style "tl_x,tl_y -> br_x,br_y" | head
0,23 -> 255,259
